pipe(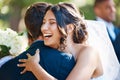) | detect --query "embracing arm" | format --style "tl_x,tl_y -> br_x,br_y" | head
66,47 -> 99,80
28,62 -> 57,80
18,49 -> 57,80
18,47 -> 101,80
